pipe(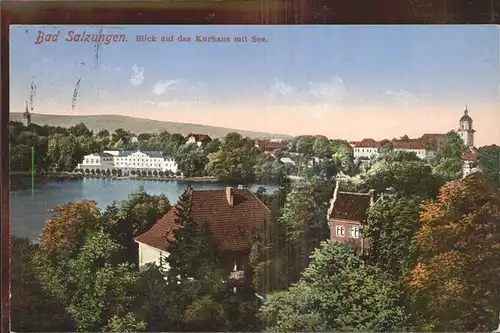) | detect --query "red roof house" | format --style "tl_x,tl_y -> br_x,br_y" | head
328,181 -> 374,251
392,138 -> 427,150
134,186 -> 271,273
353,138 -> 382,149
185,133 -> 212,146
